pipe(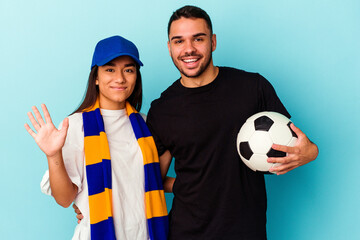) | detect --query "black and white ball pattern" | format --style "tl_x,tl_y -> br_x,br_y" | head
236,112 -> 298,172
